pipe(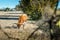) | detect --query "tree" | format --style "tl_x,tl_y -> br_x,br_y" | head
15,5 -> 21,11
19,0 -> 58,20
15,1 -> 21,11
4,7 -> 10,11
